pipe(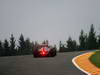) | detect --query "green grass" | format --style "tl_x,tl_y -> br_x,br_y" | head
89,51 -> 100,68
